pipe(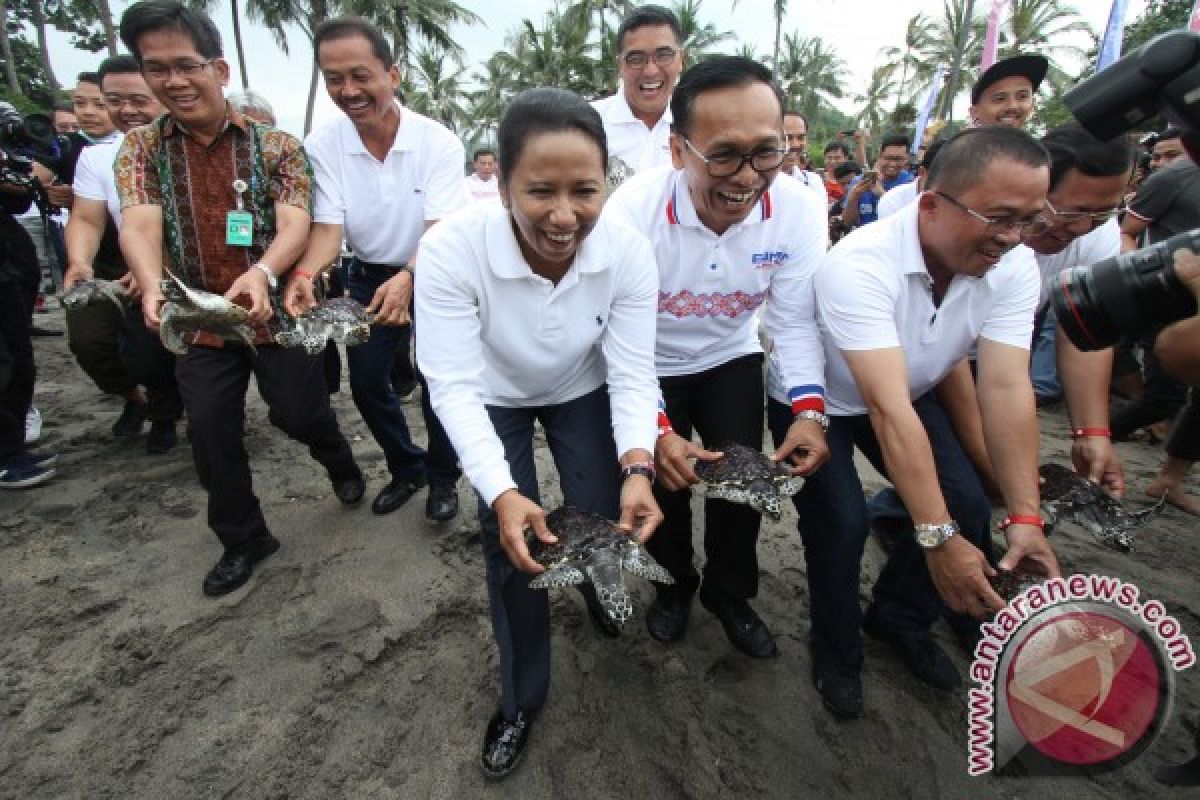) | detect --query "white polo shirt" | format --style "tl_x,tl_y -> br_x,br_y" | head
305,103 -> 468,265
876,180 -> 919,220
415,203 -> 660,506
465,172 -> 501,204
592,90 -> 672,177
785,167 -> 829,206
817,202 -> 1040,416
603,165 -> 827,413
72,134 -> 124,230
1033,218 -> 1120,311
